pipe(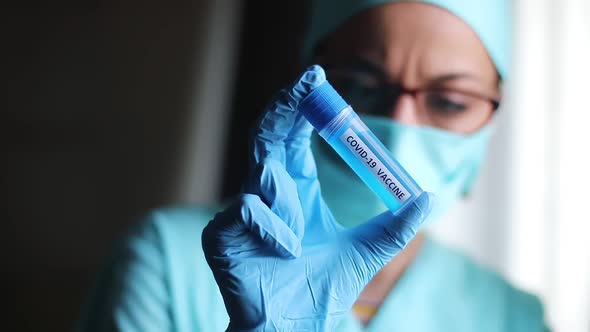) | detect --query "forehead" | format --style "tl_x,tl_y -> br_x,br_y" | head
316,2 -> 497,86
